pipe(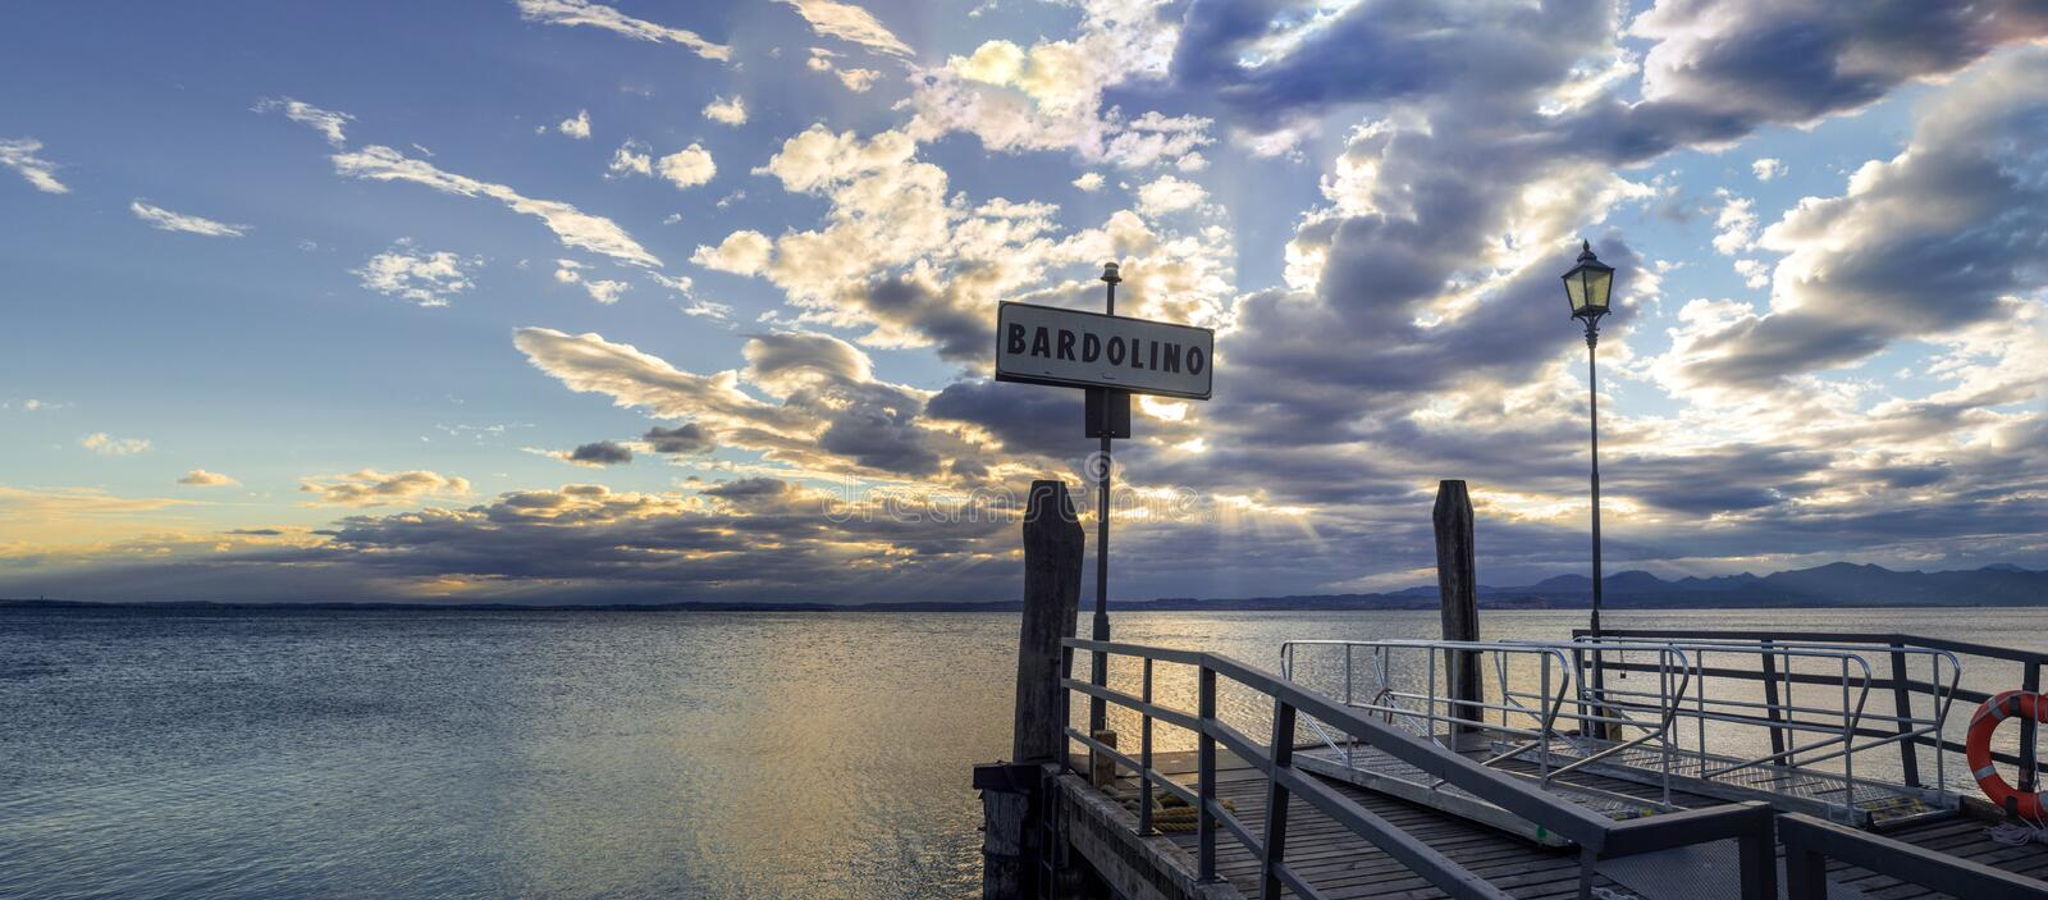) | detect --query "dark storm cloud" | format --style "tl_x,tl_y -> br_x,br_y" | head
643,423 -> 713,454
1174,0 -> 1606,128
567,440 -> 633,466
1559,0 -> 2048,164
847,273 -> 990,362
925,380 -> 1081,459
701,477 -> 789,499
